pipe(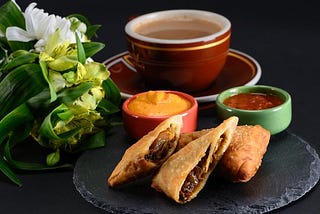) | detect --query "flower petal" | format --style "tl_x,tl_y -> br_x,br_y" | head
6,26 -> 34,41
